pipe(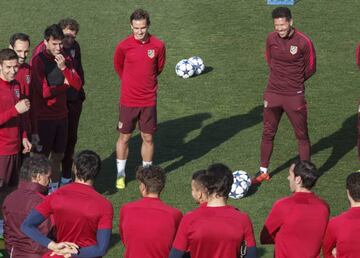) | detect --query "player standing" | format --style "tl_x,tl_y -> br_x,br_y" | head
356,44 -> 360,161
21,150 -> 113,257
31,24 -> 82,191
119,165 -> 182,258
0,48 -> 31,189
169,163 -> 257,258
2,155 -> 52,257
322,172 -> 360,258
260,160 -> 329,258
253,7 -> 316,184
113,8 -> 166,189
